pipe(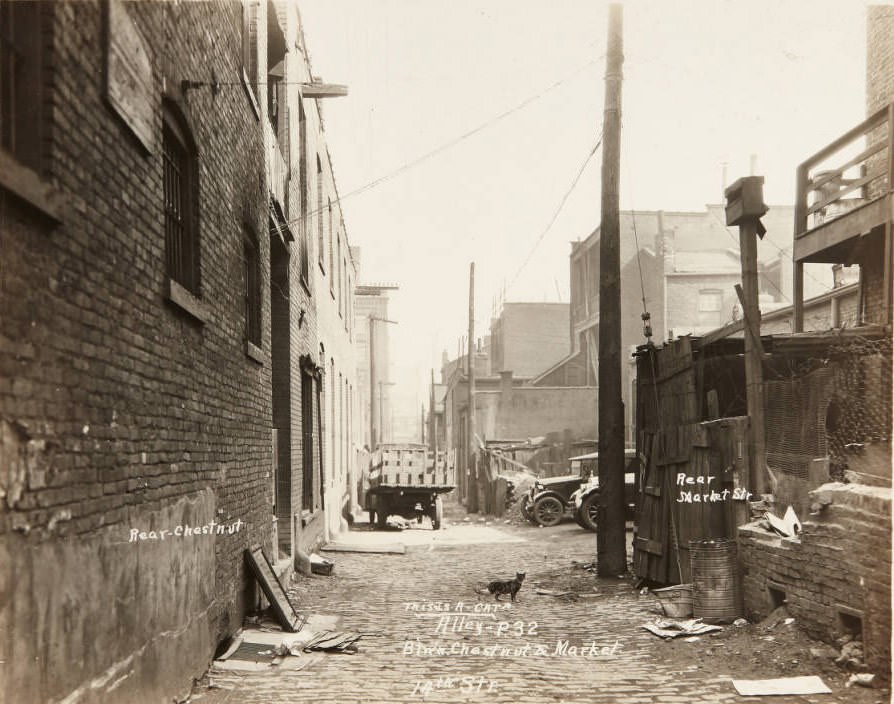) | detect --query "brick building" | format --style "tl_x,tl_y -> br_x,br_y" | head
540,206 -> 809,441
737,5 -> 893,680
288,9 -> 360,550
353,279 -> 398,450
488,302 -> 570,378
0,1 -> 361,702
